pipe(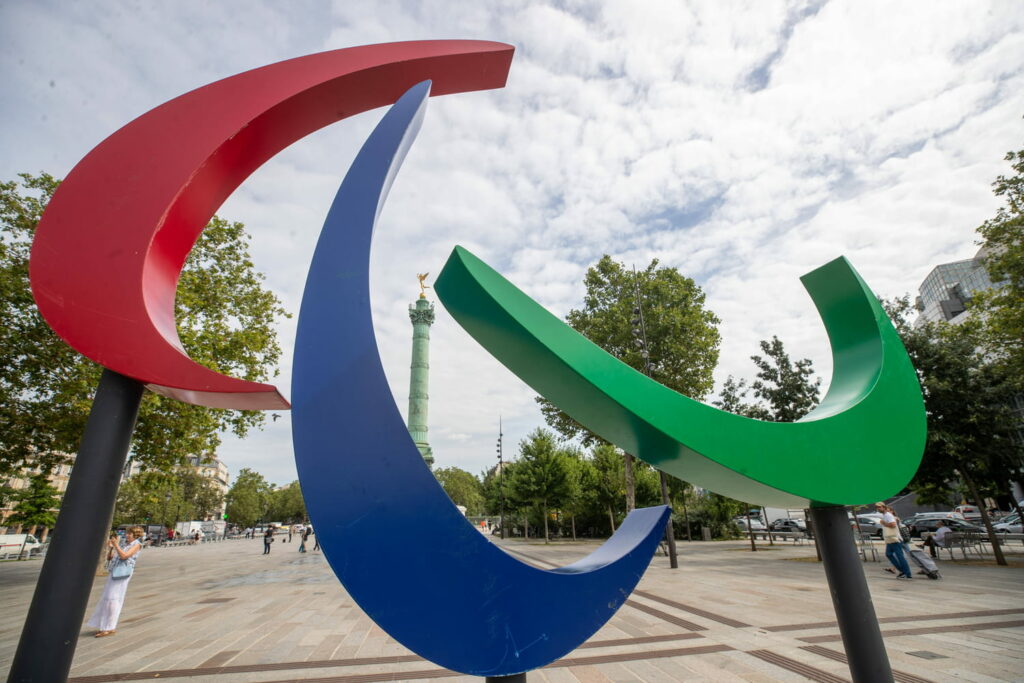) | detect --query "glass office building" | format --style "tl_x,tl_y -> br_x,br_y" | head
915,247 -> 994,324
